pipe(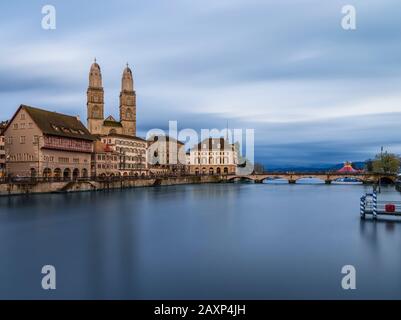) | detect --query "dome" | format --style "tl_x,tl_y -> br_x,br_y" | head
89,59 -> 102,88
123,65 -> 132,76
121,64 -> 134,91
90,62 -> 101,72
